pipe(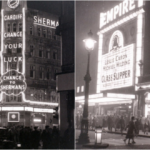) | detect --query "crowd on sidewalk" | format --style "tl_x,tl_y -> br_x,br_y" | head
76,114 -> 150,135
2,124 -> 74,149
